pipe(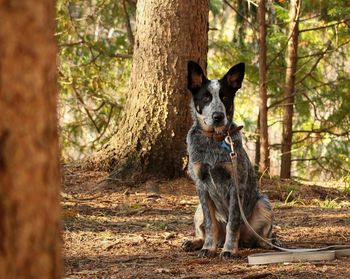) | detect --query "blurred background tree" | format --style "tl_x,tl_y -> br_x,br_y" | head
57,0 -> 350,182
